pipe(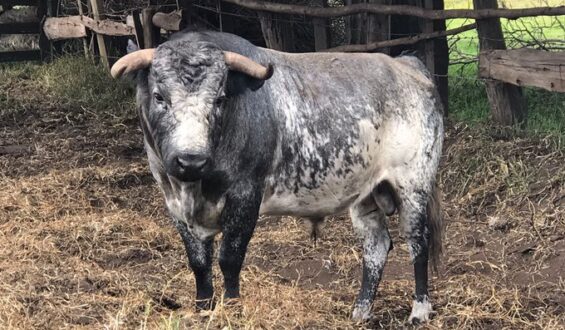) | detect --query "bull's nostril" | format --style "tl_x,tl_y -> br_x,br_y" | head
176,154 -> 208,171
